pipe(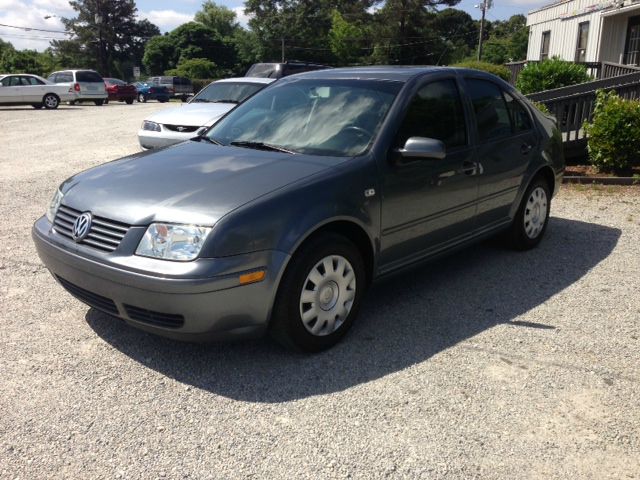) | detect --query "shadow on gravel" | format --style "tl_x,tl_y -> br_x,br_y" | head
86,218 -> 620,402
